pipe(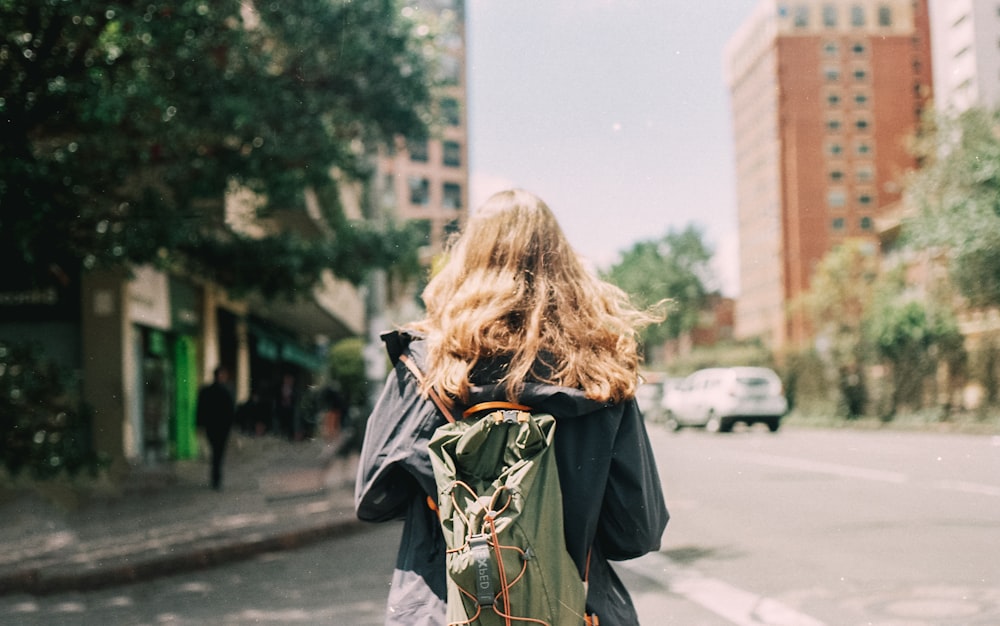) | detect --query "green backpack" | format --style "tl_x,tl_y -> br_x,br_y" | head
401,355 -> 591,626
